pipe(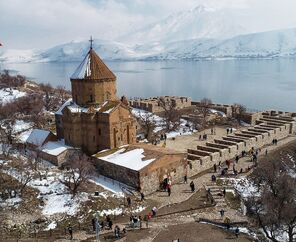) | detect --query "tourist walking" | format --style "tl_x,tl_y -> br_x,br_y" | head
219,209 -> 225,218
67,223 -> 73,240
92,218 -> 96,232
114,225 -> 120,238
213,164 -> 217,173
167,186 -> 171,196
235,155 -> 239,163
152,207 -> 157,217
184,175 -> 188,184
127,196 -> 131,206
108,220 -> 113,230
140,192 -> 145,202
226,128 -> 229,134
190,181 -> 195,192
223,187 -> 226,197
235,227 -> 240,238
